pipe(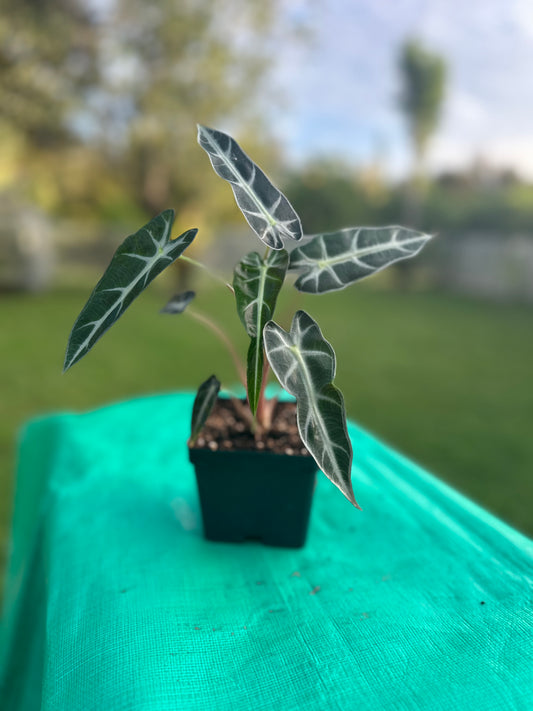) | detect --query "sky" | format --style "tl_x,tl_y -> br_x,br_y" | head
269,0 -> 533,179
